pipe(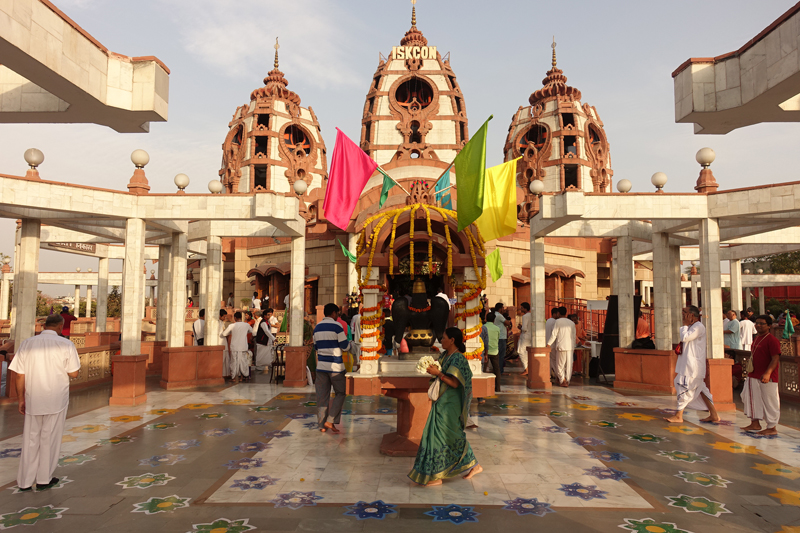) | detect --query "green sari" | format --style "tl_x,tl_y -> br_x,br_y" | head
408,350 -> 477,485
